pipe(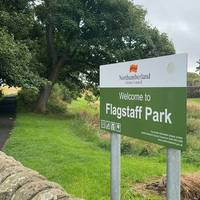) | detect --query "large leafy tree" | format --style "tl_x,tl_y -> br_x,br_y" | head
0,0 -> 175,112
33,0 -> 175,112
